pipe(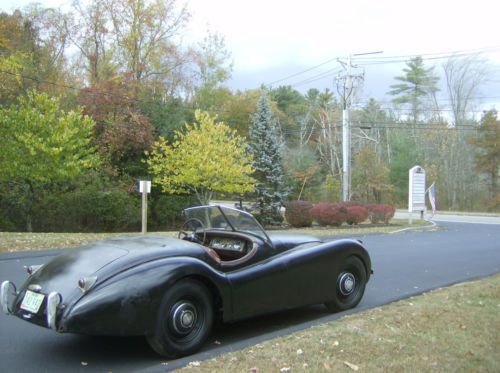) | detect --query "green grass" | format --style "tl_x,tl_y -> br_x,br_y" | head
177,274 -> 500,372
